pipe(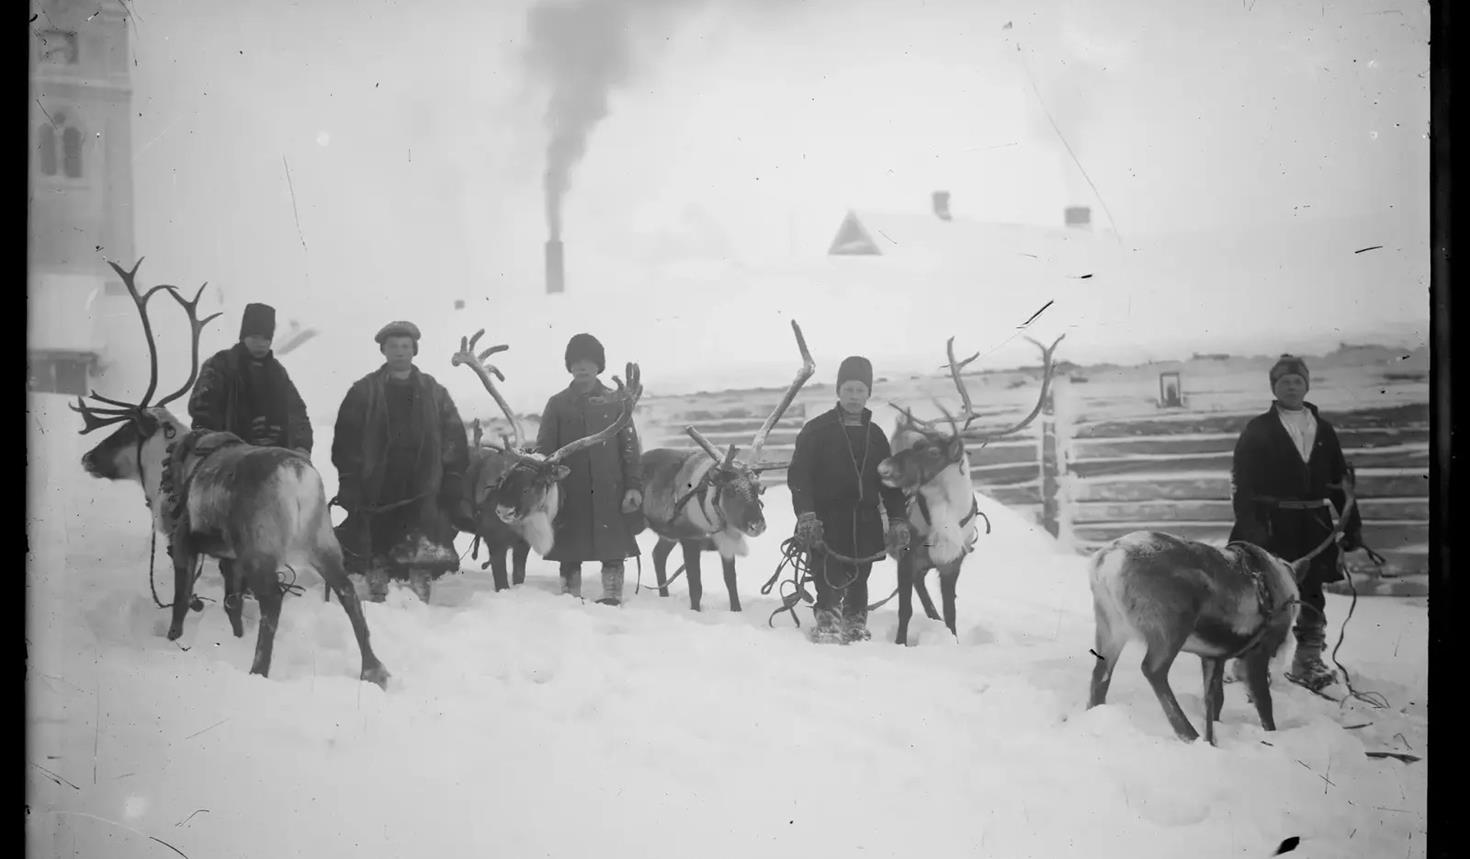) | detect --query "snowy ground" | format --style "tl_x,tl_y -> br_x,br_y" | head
27,393 -> 1428,859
